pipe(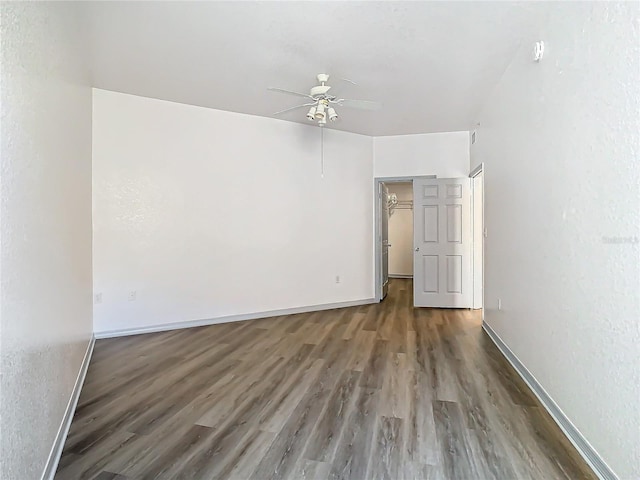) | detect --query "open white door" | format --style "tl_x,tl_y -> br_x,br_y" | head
413,178 -> 472,308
